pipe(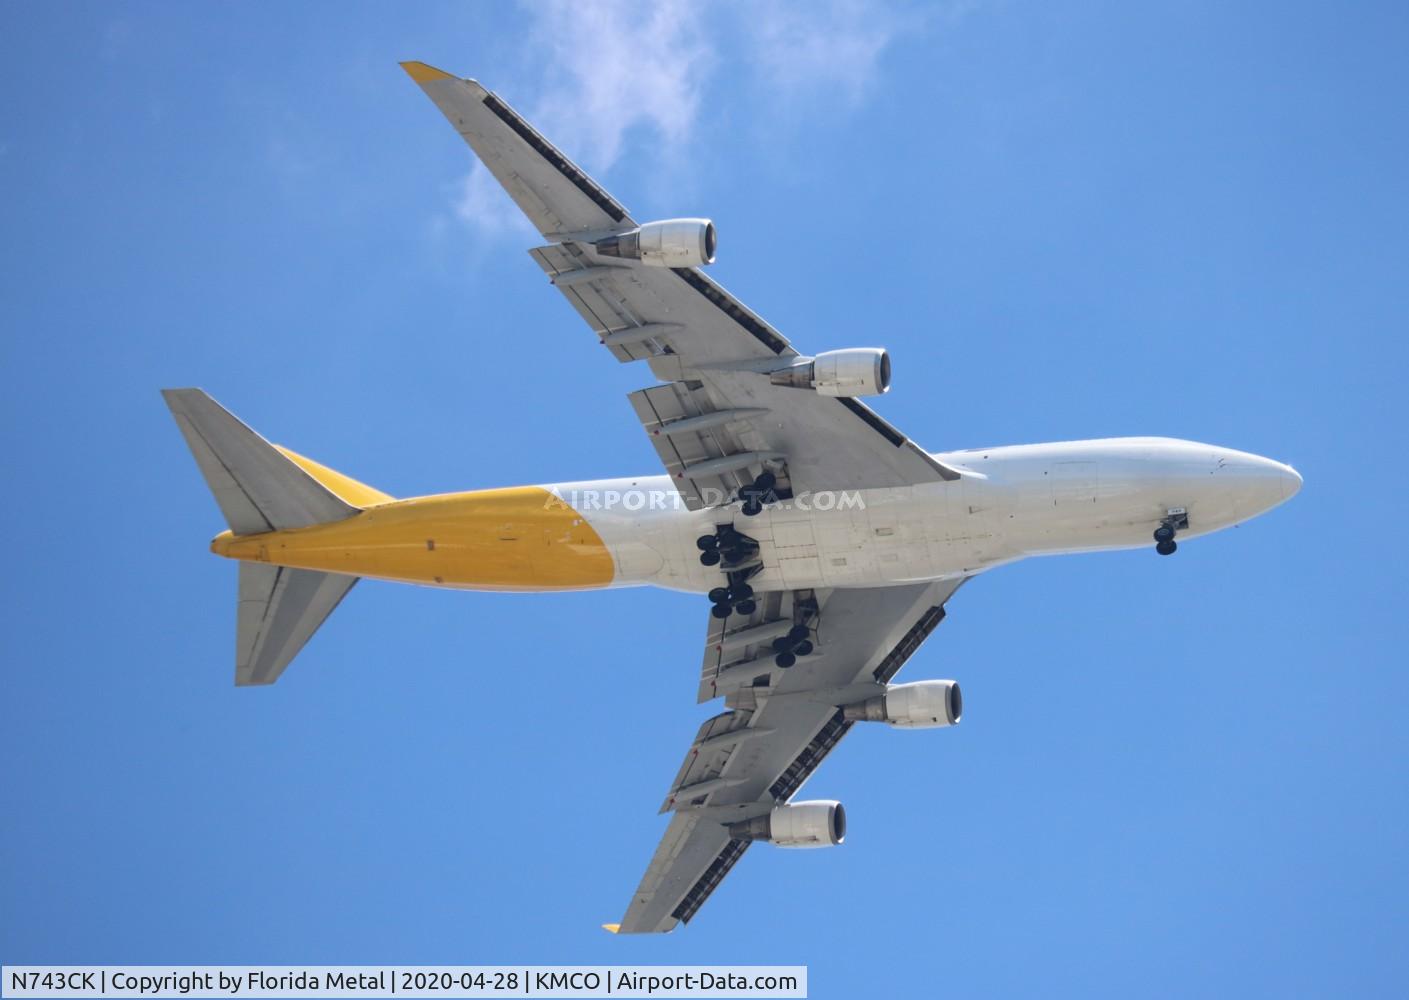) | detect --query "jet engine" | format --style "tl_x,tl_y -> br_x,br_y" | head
769,348 -> 891,397
842,680 -> 962,729
726,800 -> 845,848
595,219 -> 716,268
